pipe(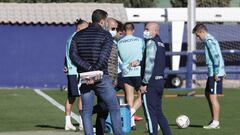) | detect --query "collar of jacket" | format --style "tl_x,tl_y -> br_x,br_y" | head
145,34 -> 162,43
91,23 -> 103,29
152,34 -> 162,43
